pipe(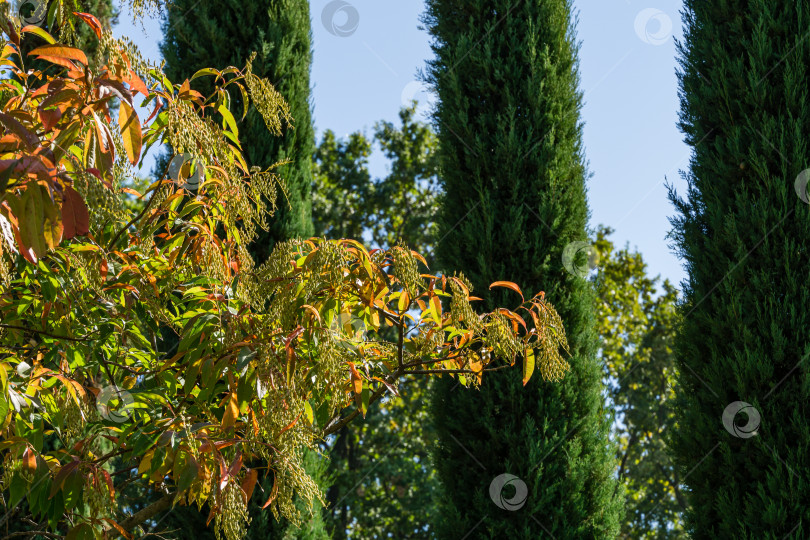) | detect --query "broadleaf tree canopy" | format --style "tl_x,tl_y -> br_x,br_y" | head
0,6 -> 571,540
